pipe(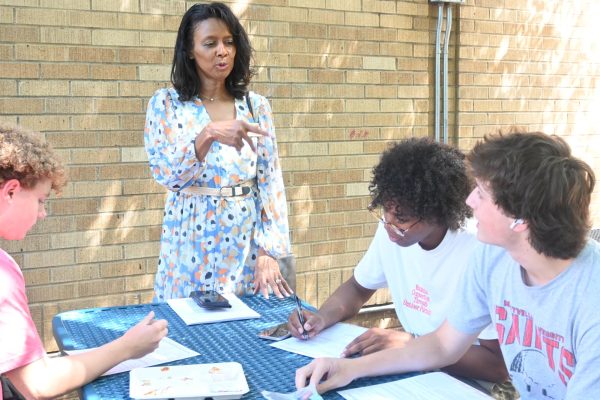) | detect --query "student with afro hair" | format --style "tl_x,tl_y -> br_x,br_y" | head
288,137 -> 508,384
297,130 -> 600,400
